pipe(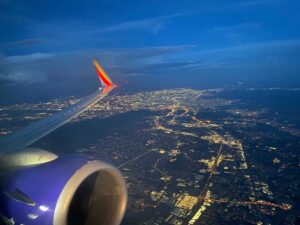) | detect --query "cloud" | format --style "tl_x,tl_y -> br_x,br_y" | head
206,0 -> 284,11
0,12 -> 190,55
91,13 -> 188,34
5,52 -> 53,64
31,12 -> 188,40
126,39 -> 300,73
230,0 -> 283,8
203,22 -> 262,42
206,22 -> 261,33
0,45 -> 194,84
0,71 -> 46,84
183,39 -> 300,71
1,38 -> 45,47
232,0 -> 285,7
1,39 -> 299,87
195,39 -> 300,55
